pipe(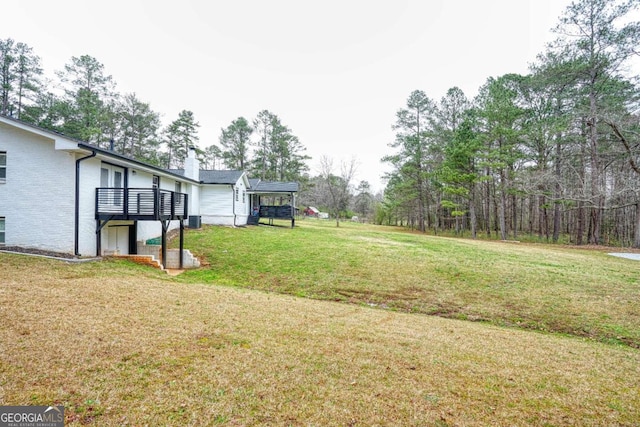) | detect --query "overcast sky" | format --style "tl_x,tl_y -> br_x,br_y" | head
3,0 -> 574,191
